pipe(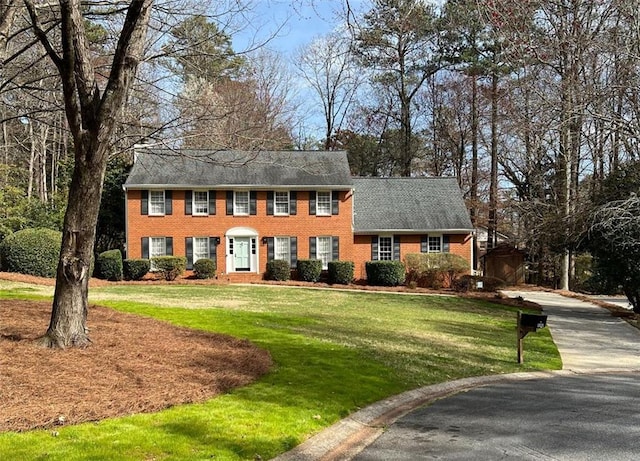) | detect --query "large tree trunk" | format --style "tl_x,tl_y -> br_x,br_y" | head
25,0 -> 153,348
39,136 -> 107,348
